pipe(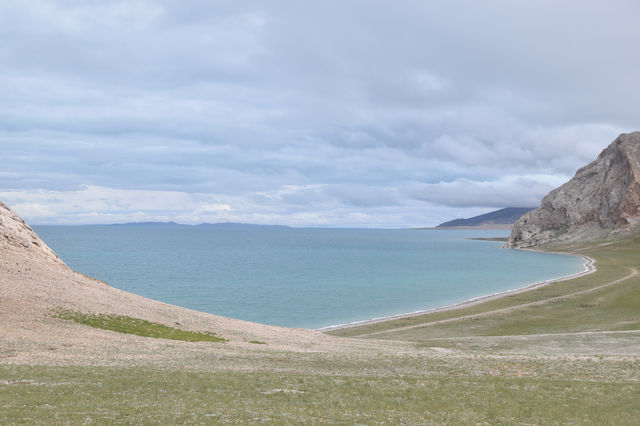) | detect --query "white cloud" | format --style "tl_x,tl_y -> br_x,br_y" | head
196,204 -> 233,213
